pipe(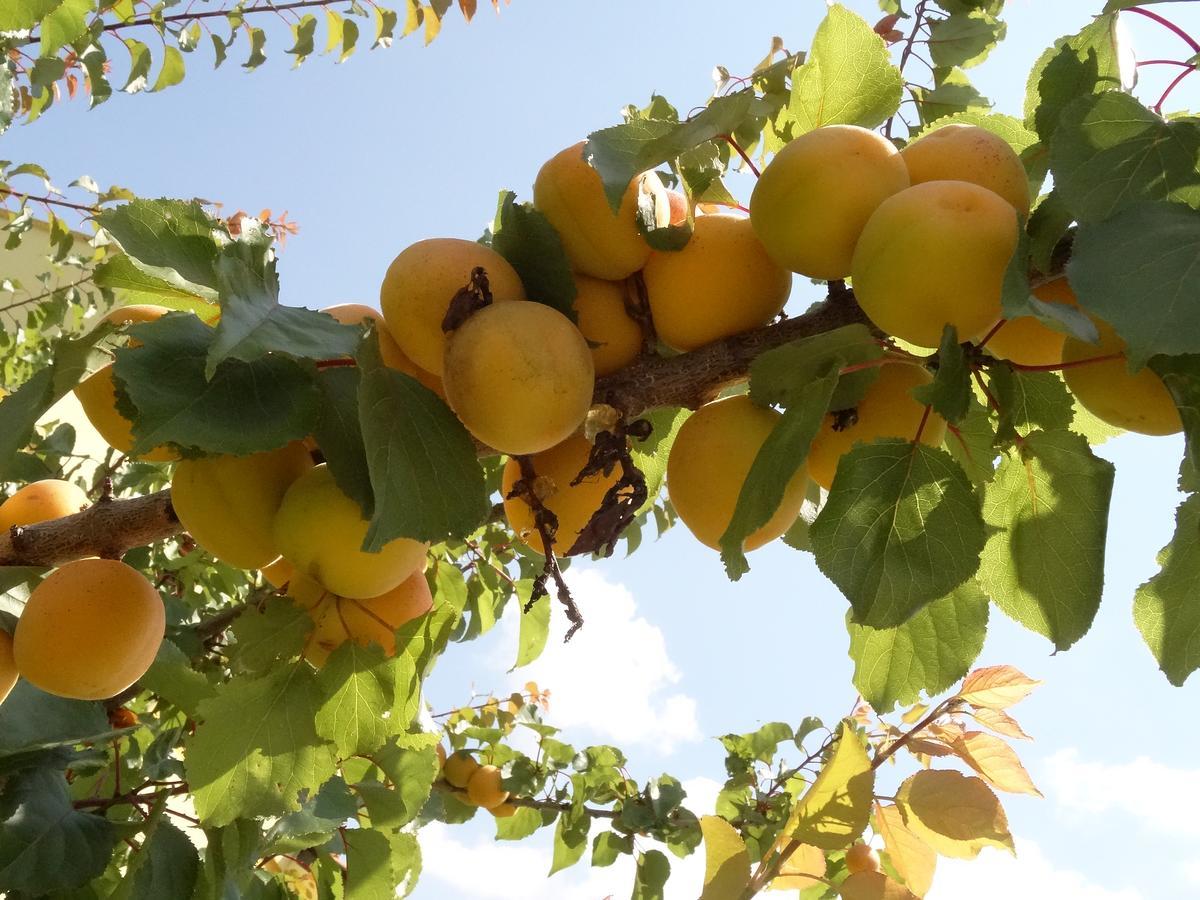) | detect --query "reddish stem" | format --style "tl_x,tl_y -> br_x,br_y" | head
1126,7 -> 1200,55
1009,352 -> 1123,373
975,318 -> 1006,351
1137,58 -> 1197,68
720,134 -> 761,178
912,403 -> 932,445
1154,65 -> 1196,112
